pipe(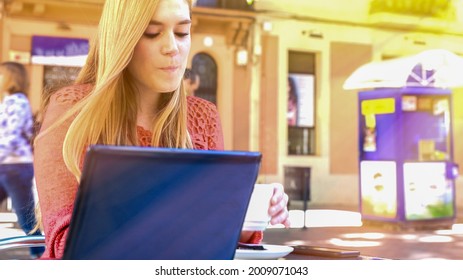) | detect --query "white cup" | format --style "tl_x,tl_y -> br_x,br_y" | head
243,184 -> 274,231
